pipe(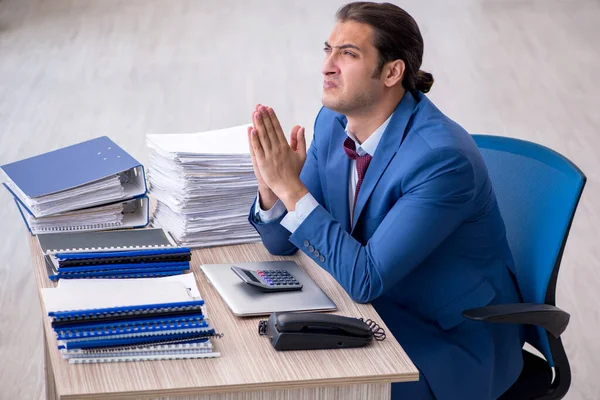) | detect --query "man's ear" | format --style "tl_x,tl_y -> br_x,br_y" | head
384,59 -> 405,88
